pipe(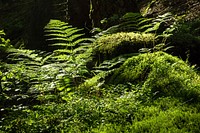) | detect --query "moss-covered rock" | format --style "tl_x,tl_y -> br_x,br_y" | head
109,51 -> 200,100
93,32 -> 155,62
